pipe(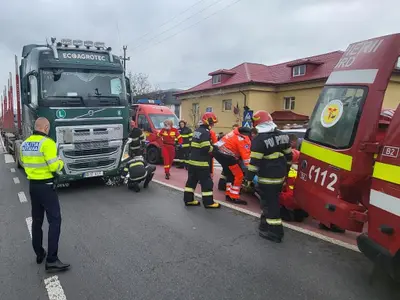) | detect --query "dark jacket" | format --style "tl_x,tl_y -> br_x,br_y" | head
245,129 -> 293,184
187,124 -> 213,168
